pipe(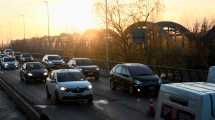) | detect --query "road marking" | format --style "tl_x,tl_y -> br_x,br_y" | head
34,105 -> 48,109
94,99 -> 109,111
